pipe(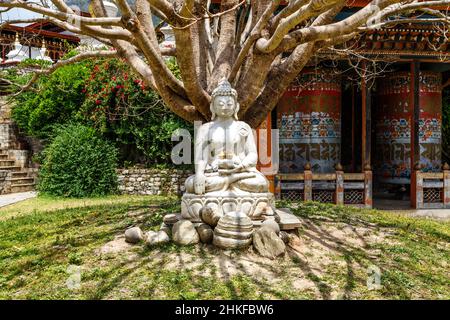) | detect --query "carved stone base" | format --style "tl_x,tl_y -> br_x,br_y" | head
181,191 -> 275,222
213,211 -> 253,249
